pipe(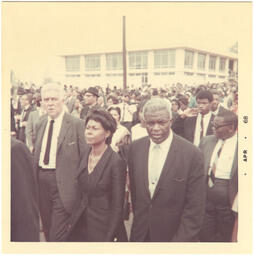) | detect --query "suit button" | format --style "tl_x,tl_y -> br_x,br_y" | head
67,224 -> 72,229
